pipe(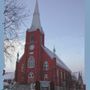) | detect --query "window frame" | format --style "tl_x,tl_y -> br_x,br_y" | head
28,56 -> 35,68
28,72 -> 34,79
43,61 -> 49,70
